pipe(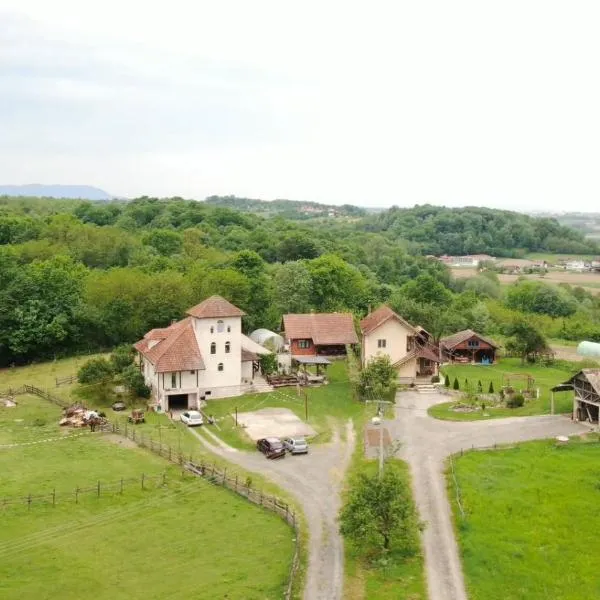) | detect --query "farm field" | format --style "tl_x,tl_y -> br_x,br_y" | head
448,438 -> 600,600
204,361 -> 364,449
431,359 -> 579,421
0,394 -> 295,600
